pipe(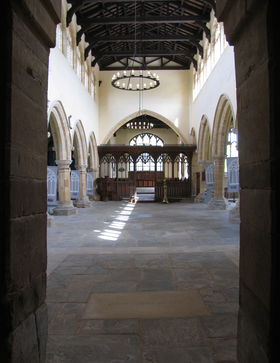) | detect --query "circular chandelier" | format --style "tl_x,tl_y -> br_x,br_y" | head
111,65 -> 160,91
126,118 -> 154,130
111,0 -> 160,92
